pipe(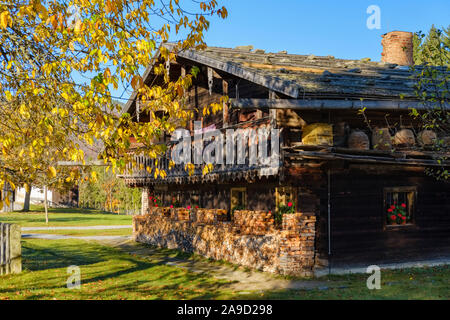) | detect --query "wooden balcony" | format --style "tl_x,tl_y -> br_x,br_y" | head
119,119 -> 281,186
